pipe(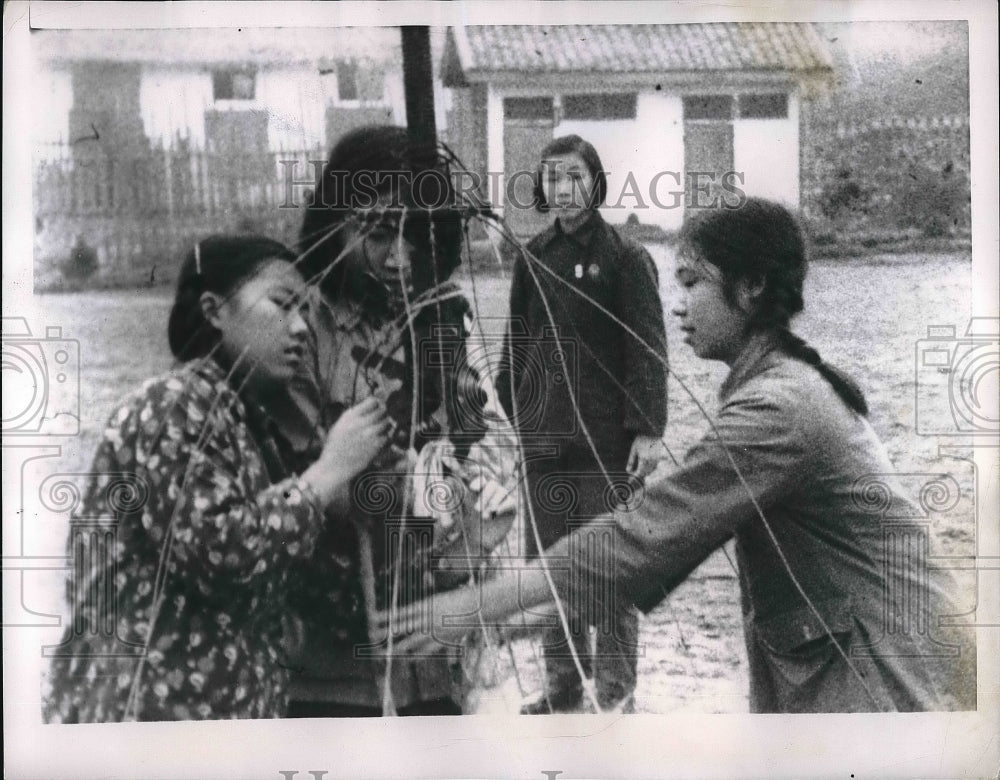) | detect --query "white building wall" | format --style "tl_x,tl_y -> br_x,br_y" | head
643,93 -> 687,231
383,69 -> 407,128
555,91 -> 685,230
257,66 -> 328,150
33,68 -> 73,155
486,83 -> 505,203
37,61 -> 411,157
140,65 -> 330,151
732,90 -> 800,207
139,67 -> 213,149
